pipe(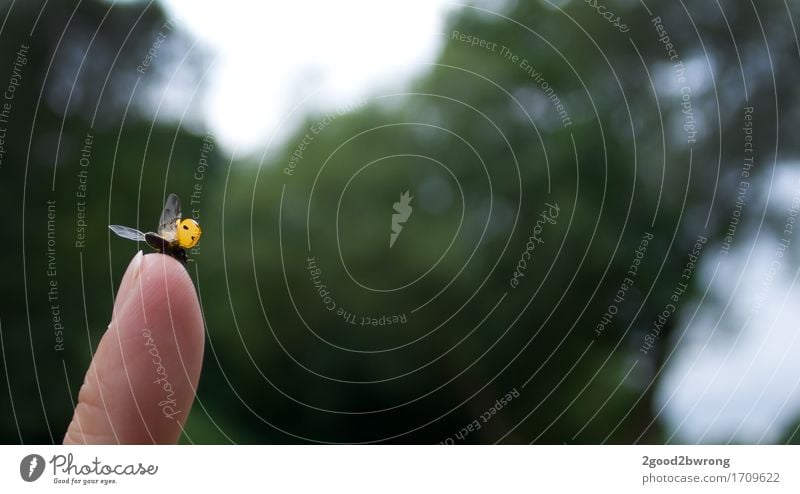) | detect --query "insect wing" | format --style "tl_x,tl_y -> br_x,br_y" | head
109,225 -> 146,242
158,193 -> 182,236
145,232 -> 170,252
